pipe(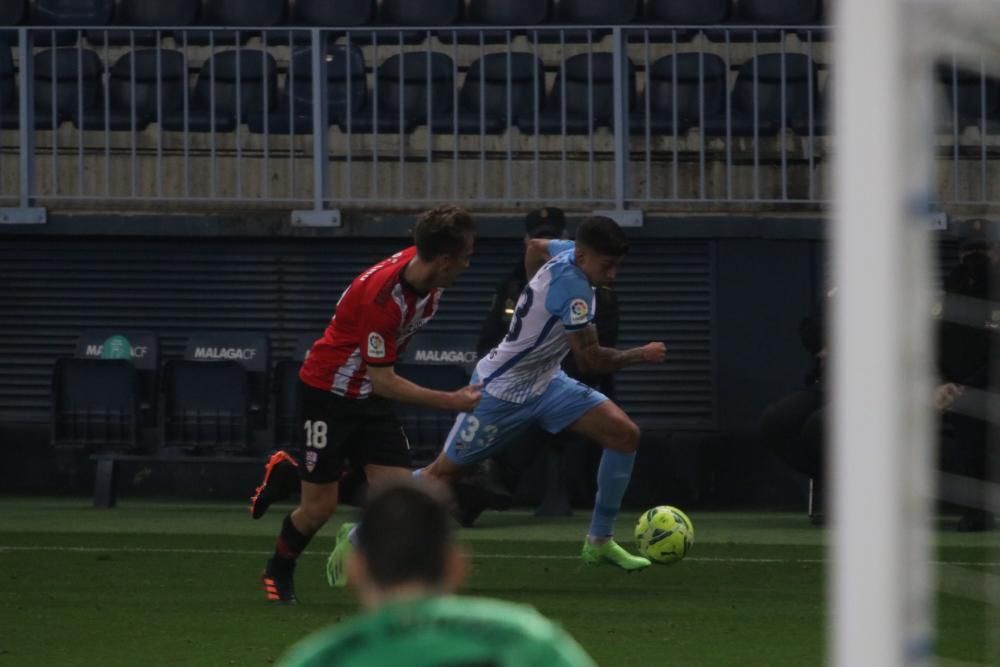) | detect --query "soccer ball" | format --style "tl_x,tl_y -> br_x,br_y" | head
634,505 -> 694,564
